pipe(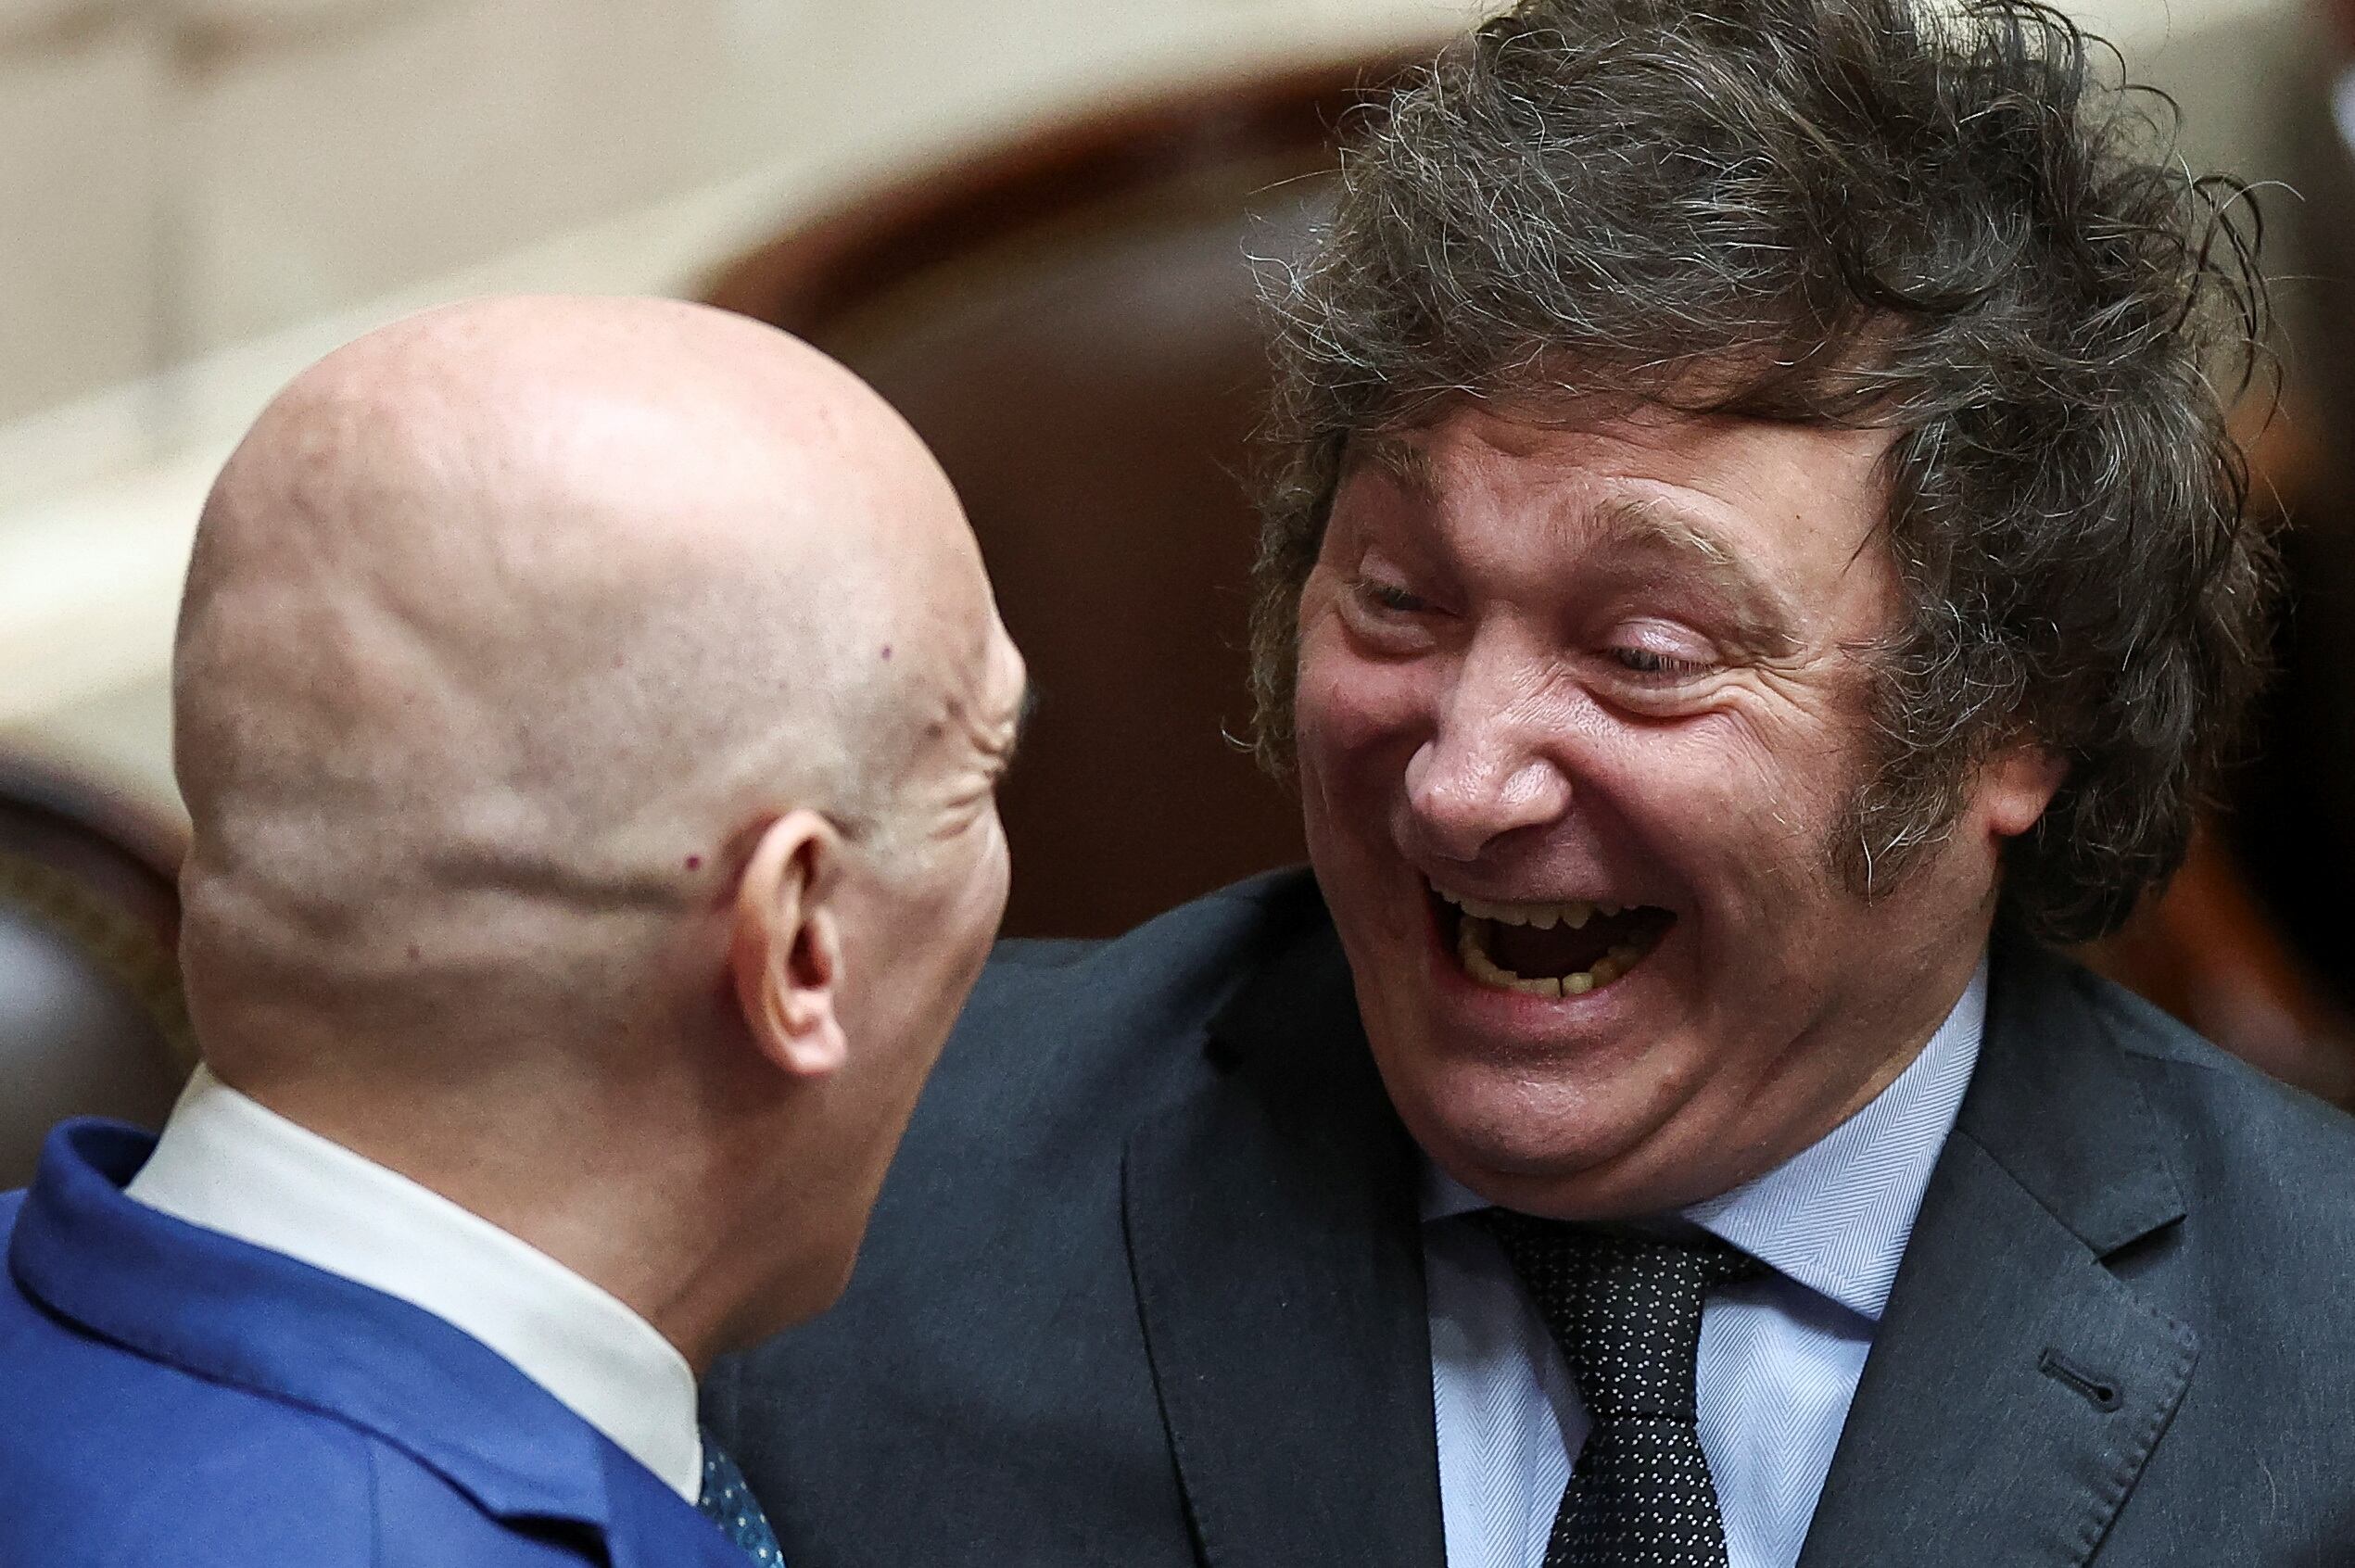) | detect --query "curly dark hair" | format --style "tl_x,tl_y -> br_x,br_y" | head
1247,0 -> 2275,944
